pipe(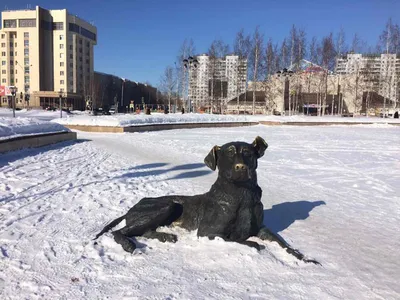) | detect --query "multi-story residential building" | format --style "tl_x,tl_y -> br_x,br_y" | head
336,53 -> 400,103
0,6 -> 97,109
188,54 -> 247,111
